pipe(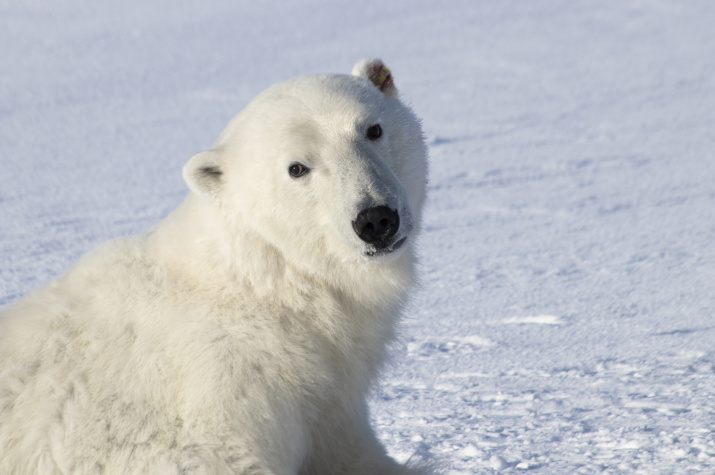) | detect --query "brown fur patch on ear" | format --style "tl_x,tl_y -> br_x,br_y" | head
371,64 -> 393,91
352,58 -> 399,99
